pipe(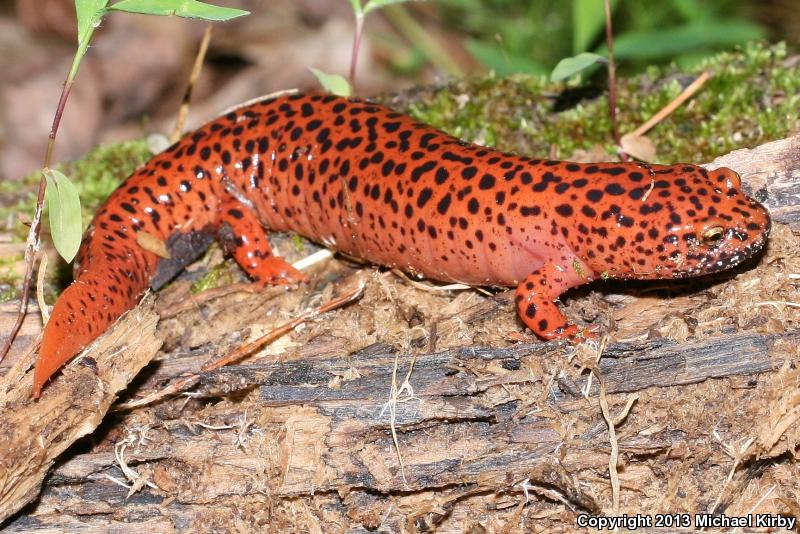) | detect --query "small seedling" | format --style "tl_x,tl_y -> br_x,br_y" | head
308,67 -> 352,97
0,0 -> 249,364
550,52 -> 608,82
